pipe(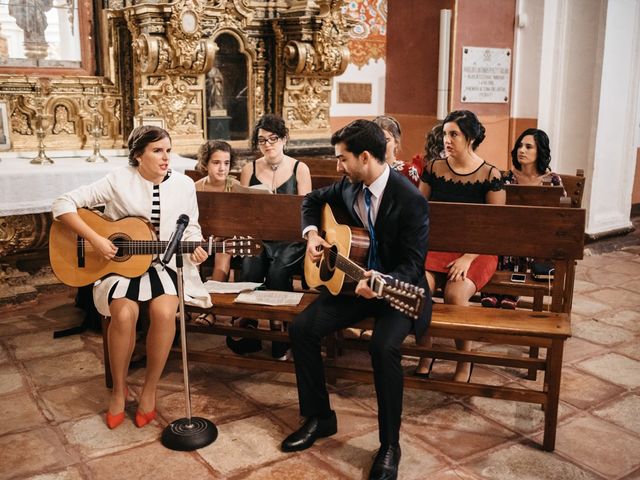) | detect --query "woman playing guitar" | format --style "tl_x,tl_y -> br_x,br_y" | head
52,126 -> 211,430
